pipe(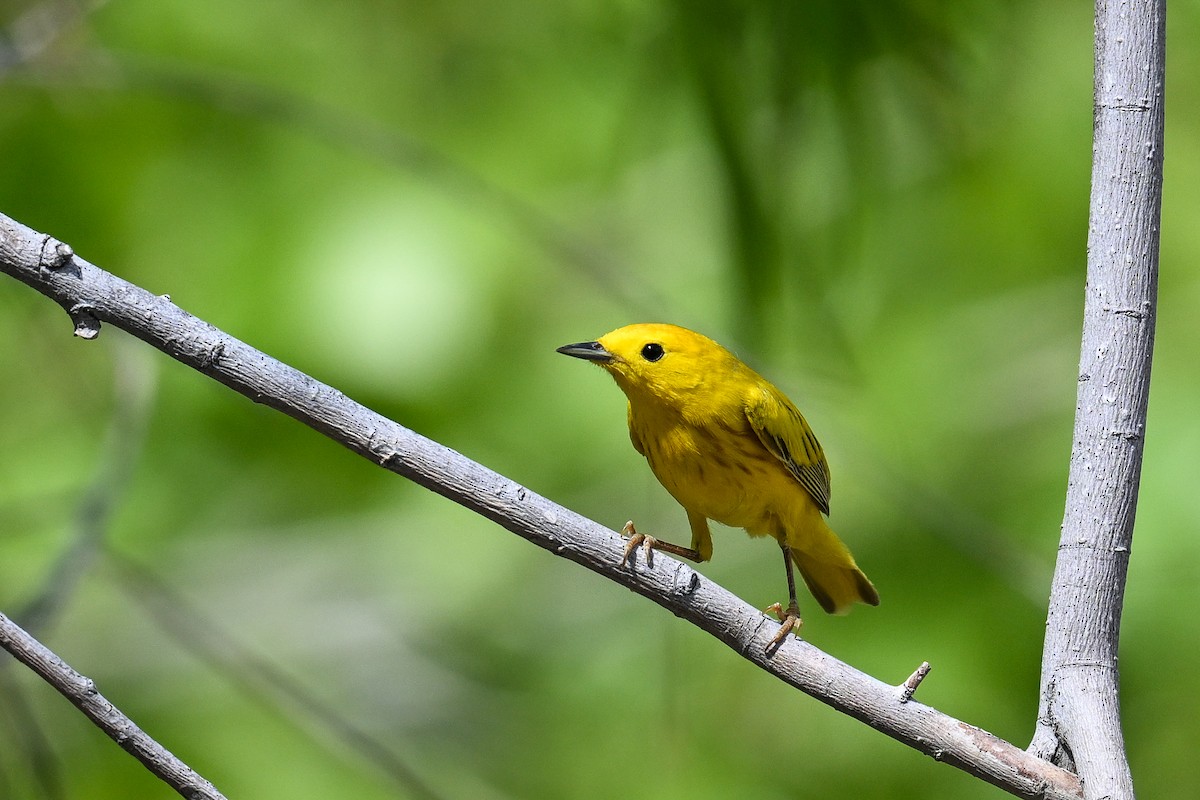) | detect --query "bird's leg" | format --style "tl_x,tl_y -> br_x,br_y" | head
764,544 -> 803,649
619,521 -> 704,567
